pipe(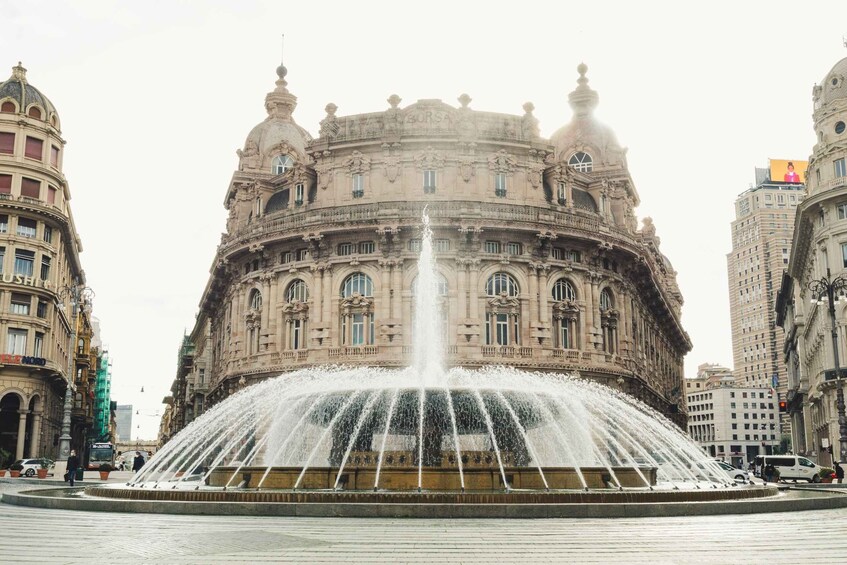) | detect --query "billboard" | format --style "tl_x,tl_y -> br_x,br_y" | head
769,159 -> 807,184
